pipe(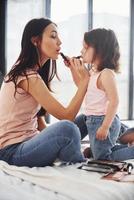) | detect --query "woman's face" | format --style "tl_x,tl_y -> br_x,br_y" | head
38,23 -> 62,60
81,41 -> 95,64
